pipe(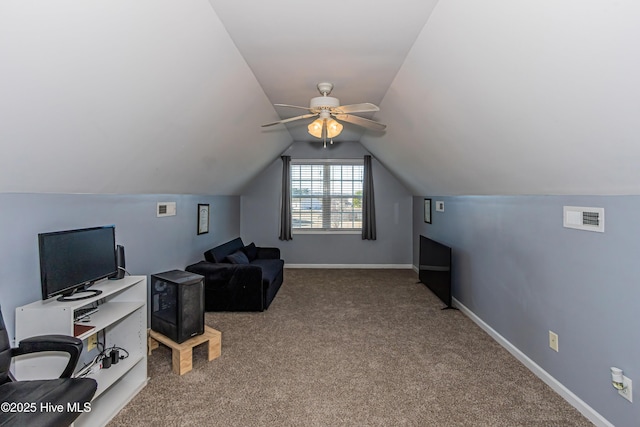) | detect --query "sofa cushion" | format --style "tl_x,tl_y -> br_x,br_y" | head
225,250 -> 250,265
205,238 -> 245,263
242,243 -> 258,262
251,259 -> 284,284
